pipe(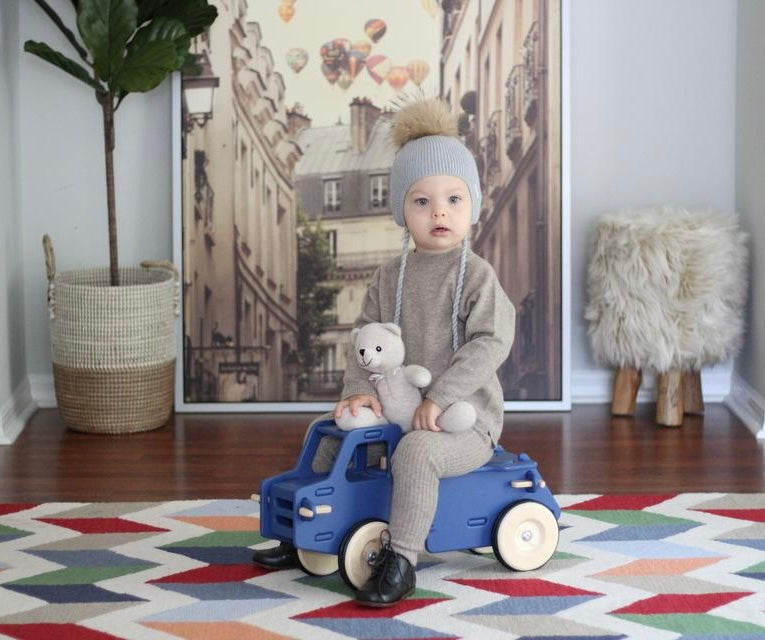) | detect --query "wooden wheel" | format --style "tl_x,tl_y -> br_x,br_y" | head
296,549 -> 339,576
492,502 -> 559,571
469,546 -> 494,555
338,520 -> 388,590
